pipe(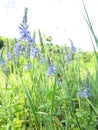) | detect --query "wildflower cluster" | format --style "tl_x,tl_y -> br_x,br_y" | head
0,58 -> 5,65
31,47 -> 39,58
14,7 -> 39,60
0,2 -> 97,129
18,8 -> 33,42
6,52 -> 12,60
65,51 -> 70,63
78,85 -> 91,98
47,63 -> 56,77
78,75 -> 92,98
0,7 -> 92,97
70,40 -> 77,54
65,40 -> 77,63
0,7 -> 40,75
13,42 -> 24,57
